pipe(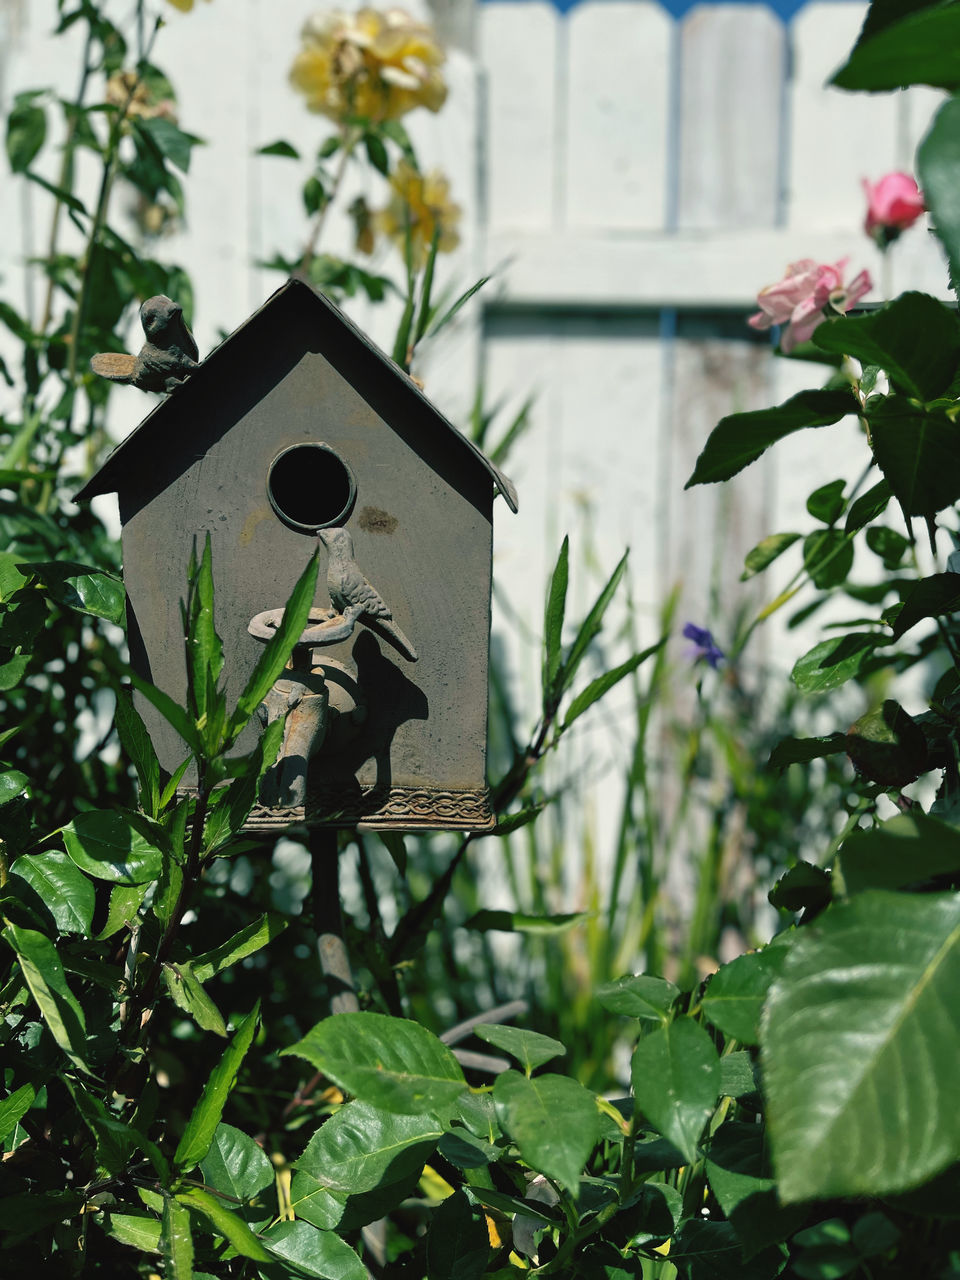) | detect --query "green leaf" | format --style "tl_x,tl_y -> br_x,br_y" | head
870,398 -> 960,518
685,390 -> 856,487
294,1100 -> 441,1205
831,4 -> 960,91
264,1220 -> 367,1280
836,813 -> 960,894
492,805 -> 546,836
671,1218 -> 787,1280
6,96 -> 46,173
226,553 -> 319,743
563,551 -> 629,692
96,882 -> 148,939
492,1070 -> 599,1190
101,1211 -> 162,1253
9,850 -> 95,935
62,810 -> 163,884
768,864 -> 833,915
802,528 -> 853,589
845,479 -> 891,535
595,974 -> 679,1024
0,553 -> 27,601
919,95 -> 960,288
427,1190 -> 490,1280
474,1024 -> 566,1073
889,572 -> 960,639
0,1083 -> 35,1143
768,734 -> 849,770
130,669 -> 202,755
200,1122 -> 275,1205
631,1018 -> 719,1163
706,1122 -> 805,1260
763,891 -> 960,1202
189,913 -> 287,982
70,1079 -> 168,1179
175,1002 -> 260,1171
865,525 -> 910,570
2,923 -> 89,1073
543,536 -> 569,703
791,633 -> 879,693
162,963 -> 227,1036
463,910 -> 585,935
741,532 -> 801,581
0,770 -> 29,807
162,1198 -> 194,1280
701,946 -> 789,1047
0,655 -> 29,690
114,688 -> 161,817
426,275 -> 490,339
135,116 -> 203,172
813,294 -> 960,401
806,480 -> 846,525
364,131 -> 389,174
177,1186 -> 271,1263
282,1011 -> 466,1114
19,561 -> 125,624
182,535 -> 224,744
561,643 -> 662,731
257,139 -> 300,158
719,1053 -> 758,1101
